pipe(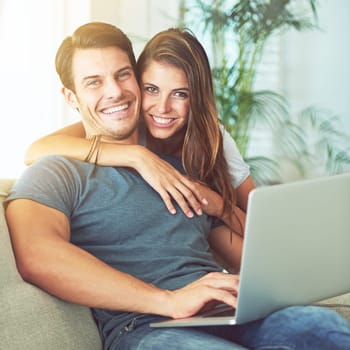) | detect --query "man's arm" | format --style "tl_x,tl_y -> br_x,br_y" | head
6,199 -> 165,311
6,199 -> 238,318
